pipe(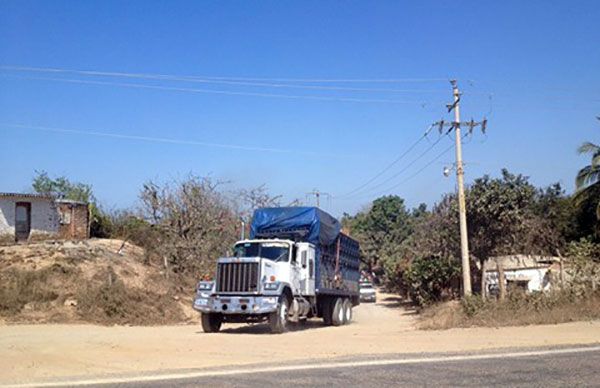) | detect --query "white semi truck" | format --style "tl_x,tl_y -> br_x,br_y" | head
193,207 -> 361,333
